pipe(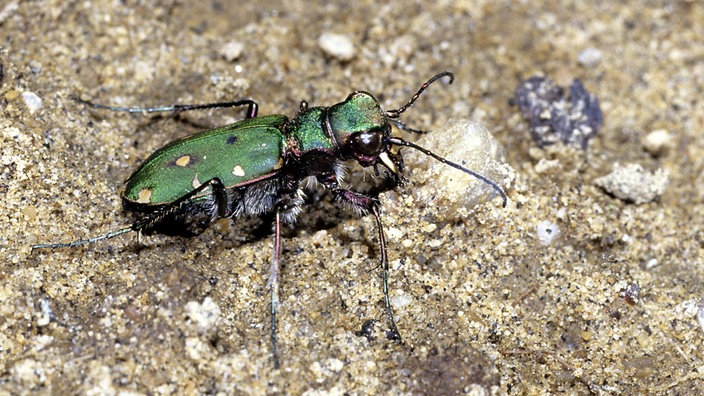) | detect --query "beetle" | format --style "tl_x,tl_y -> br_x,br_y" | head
31,72 -> 507,367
